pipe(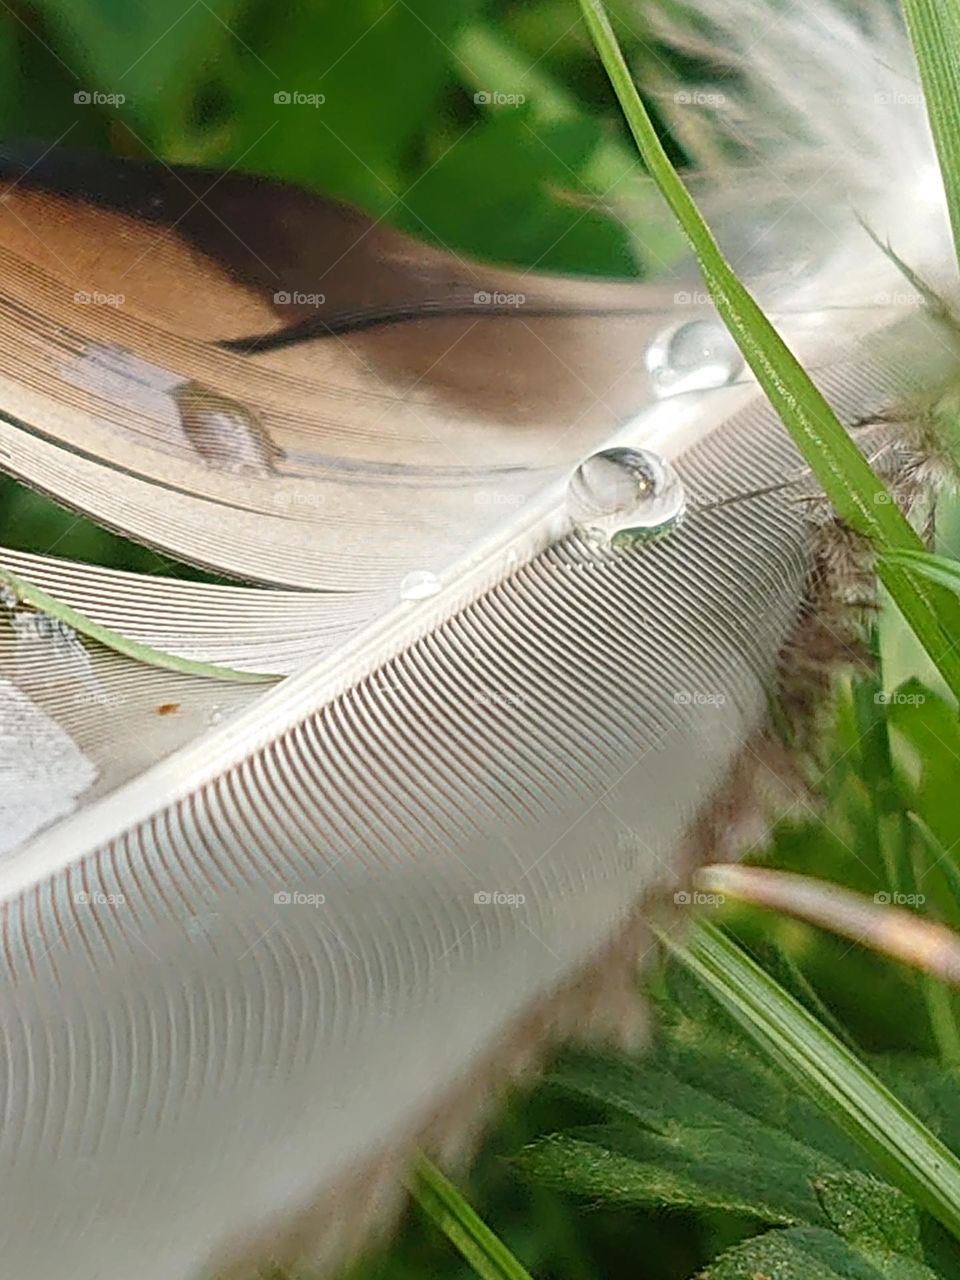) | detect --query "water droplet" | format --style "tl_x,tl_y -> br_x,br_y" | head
645,320 -> 743,398
0,583 -> 16,611
567,448 -> 686,544
173,381 -> 280,475
400,570 -> 441,601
